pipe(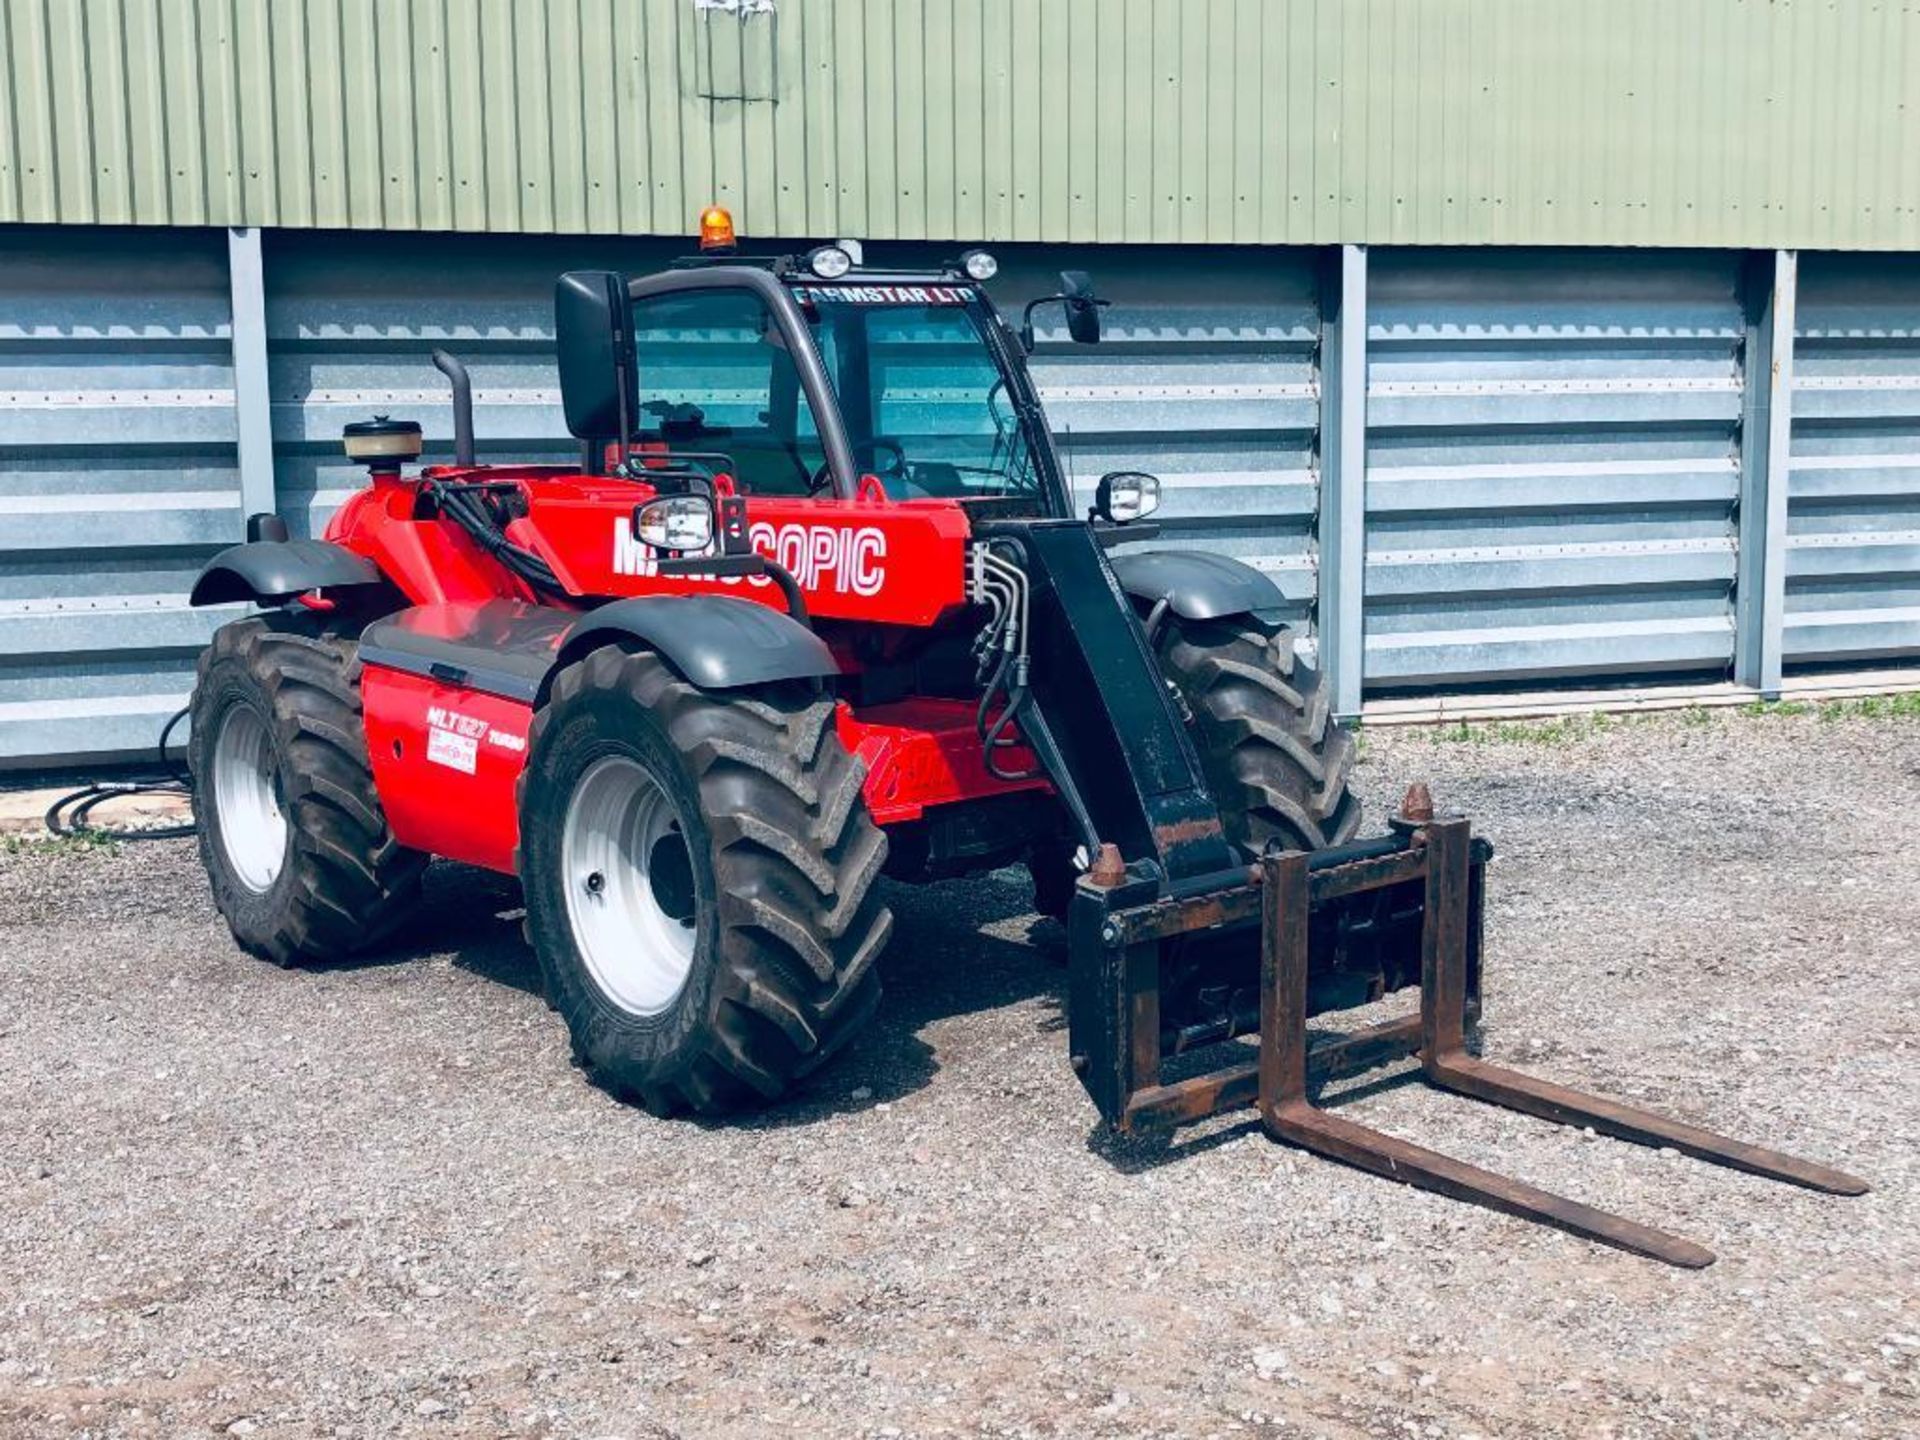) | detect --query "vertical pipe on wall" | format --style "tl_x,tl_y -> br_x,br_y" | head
227,226 -> 276,529
1734,249 -> 1797,698
1316,243 -> 1369,720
